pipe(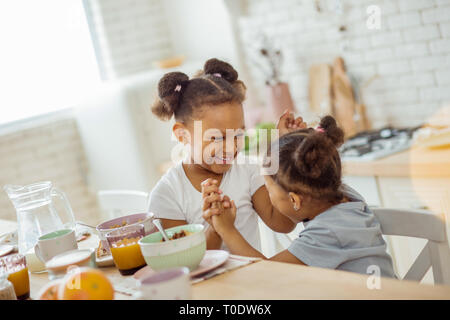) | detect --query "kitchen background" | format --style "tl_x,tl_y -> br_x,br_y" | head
1,0 -> 449,282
